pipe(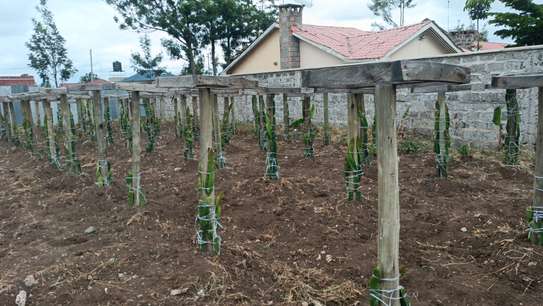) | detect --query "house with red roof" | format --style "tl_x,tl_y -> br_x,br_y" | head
224,4 -> 462,75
